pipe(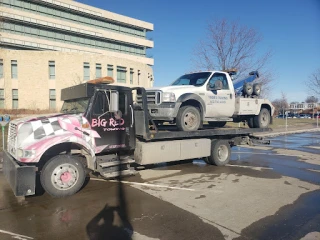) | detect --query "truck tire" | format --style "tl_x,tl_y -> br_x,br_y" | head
247,117 -> 255,128
176,106 -> 201,131
40,155 -> 86,198
253,108 -> 270,128
208,121 -> 227,128
243,82 -> 253,96
253,83 -> 261,96
205,140 -> 231,166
